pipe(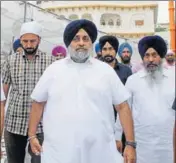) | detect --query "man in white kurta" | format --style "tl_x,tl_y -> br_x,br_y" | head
28,19 -> 136,163
116,35 -> 175,163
